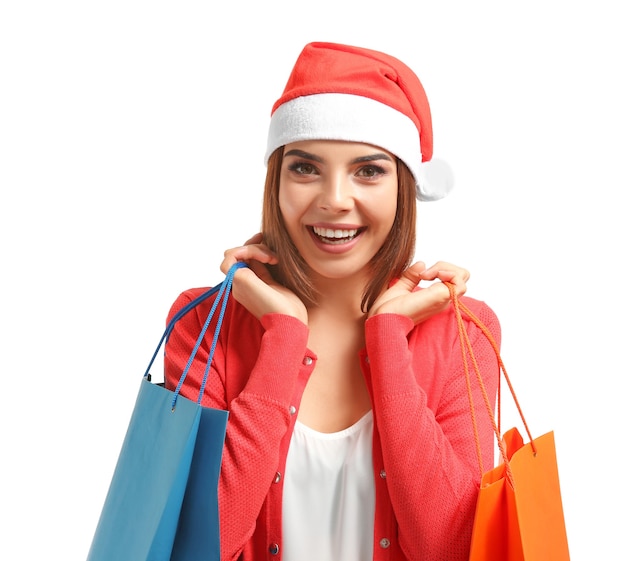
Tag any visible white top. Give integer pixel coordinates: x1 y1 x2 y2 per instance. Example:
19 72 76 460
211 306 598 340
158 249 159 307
282 411 375 561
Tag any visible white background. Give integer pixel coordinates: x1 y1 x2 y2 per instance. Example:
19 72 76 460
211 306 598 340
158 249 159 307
1 1 623 559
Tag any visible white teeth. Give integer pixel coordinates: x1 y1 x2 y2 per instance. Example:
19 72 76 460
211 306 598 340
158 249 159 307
312 226 358 239
311 226 360 245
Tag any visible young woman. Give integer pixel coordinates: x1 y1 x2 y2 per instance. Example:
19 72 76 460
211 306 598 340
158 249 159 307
165 42 500 561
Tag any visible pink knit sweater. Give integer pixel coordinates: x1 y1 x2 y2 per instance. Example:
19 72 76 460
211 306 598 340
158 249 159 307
164 288 500 561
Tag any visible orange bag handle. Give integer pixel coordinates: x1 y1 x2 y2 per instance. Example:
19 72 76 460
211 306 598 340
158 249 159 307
445 283 536 487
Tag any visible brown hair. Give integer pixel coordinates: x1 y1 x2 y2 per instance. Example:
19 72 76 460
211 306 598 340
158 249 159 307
262 146 417 312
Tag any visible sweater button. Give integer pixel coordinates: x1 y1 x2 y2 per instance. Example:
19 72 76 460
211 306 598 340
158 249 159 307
289 405 297 415
303 355 313 366
379 469 387 479
380 538 391 549
269 543 280 555
274 471 282 483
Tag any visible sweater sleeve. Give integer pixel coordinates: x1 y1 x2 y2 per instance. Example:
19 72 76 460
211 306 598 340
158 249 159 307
364 300 501 561
163 290 310 561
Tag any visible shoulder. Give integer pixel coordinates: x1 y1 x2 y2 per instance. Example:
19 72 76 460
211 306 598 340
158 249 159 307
459 296 501 351
458 295 501 338
166 286 305 337
410 294 501 348
166 286 216 324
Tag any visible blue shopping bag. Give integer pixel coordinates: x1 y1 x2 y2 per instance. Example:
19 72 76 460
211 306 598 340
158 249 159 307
87 263 246 561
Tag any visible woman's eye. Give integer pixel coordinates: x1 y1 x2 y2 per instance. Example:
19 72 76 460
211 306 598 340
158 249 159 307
288 162 318 175
357 165 386 179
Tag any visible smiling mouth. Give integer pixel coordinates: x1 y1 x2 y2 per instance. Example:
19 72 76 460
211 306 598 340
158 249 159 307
310 226 364 245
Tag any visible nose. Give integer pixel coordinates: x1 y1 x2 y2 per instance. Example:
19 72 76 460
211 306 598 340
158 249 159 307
317 173 354 212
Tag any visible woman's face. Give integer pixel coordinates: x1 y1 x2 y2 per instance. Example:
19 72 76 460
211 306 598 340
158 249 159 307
278 140 398 283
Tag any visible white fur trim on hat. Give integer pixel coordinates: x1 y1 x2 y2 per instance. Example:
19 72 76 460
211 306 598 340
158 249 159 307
265 93 453 201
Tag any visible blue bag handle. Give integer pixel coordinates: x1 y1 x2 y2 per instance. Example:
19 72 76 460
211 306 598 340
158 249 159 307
143 262 248 409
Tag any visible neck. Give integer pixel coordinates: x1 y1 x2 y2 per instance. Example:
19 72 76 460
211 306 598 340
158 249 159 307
307 273 368 321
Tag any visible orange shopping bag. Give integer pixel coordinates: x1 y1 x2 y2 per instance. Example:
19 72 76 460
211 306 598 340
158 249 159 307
448 286 570 561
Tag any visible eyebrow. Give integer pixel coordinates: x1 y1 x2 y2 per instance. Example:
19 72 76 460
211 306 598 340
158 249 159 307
283 149 393 165
283 149 323 163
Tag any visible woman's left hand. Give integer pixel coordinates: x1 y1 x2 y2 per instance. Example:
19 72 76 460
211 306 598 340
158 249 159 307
368 261 469 324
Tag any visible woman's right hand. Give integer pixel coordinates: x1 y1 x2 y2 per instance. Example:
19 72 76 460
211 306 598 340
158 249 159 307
220 233 308 324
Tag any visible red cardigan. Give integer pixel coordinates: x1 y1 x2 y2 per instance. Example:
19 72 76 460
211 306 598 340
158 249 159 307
164 288 500 561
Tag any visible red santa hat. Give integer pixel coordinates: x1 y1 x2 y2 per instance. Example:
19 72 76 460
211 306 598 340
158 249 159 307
265 42 454 201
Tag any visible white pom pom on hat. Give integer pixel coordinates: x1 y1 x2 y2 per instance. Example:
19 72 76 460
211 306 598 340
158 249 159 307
265 42 454 202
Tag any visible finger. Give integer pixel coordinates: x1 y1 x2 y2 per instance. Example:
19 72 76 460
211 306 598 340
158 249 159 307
389 261 427 292
430 270 468 298
409 282 455 323
224 243 278 264
244 232 263 245
246 258 275 284
419 262 470 283
220 244 278 274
